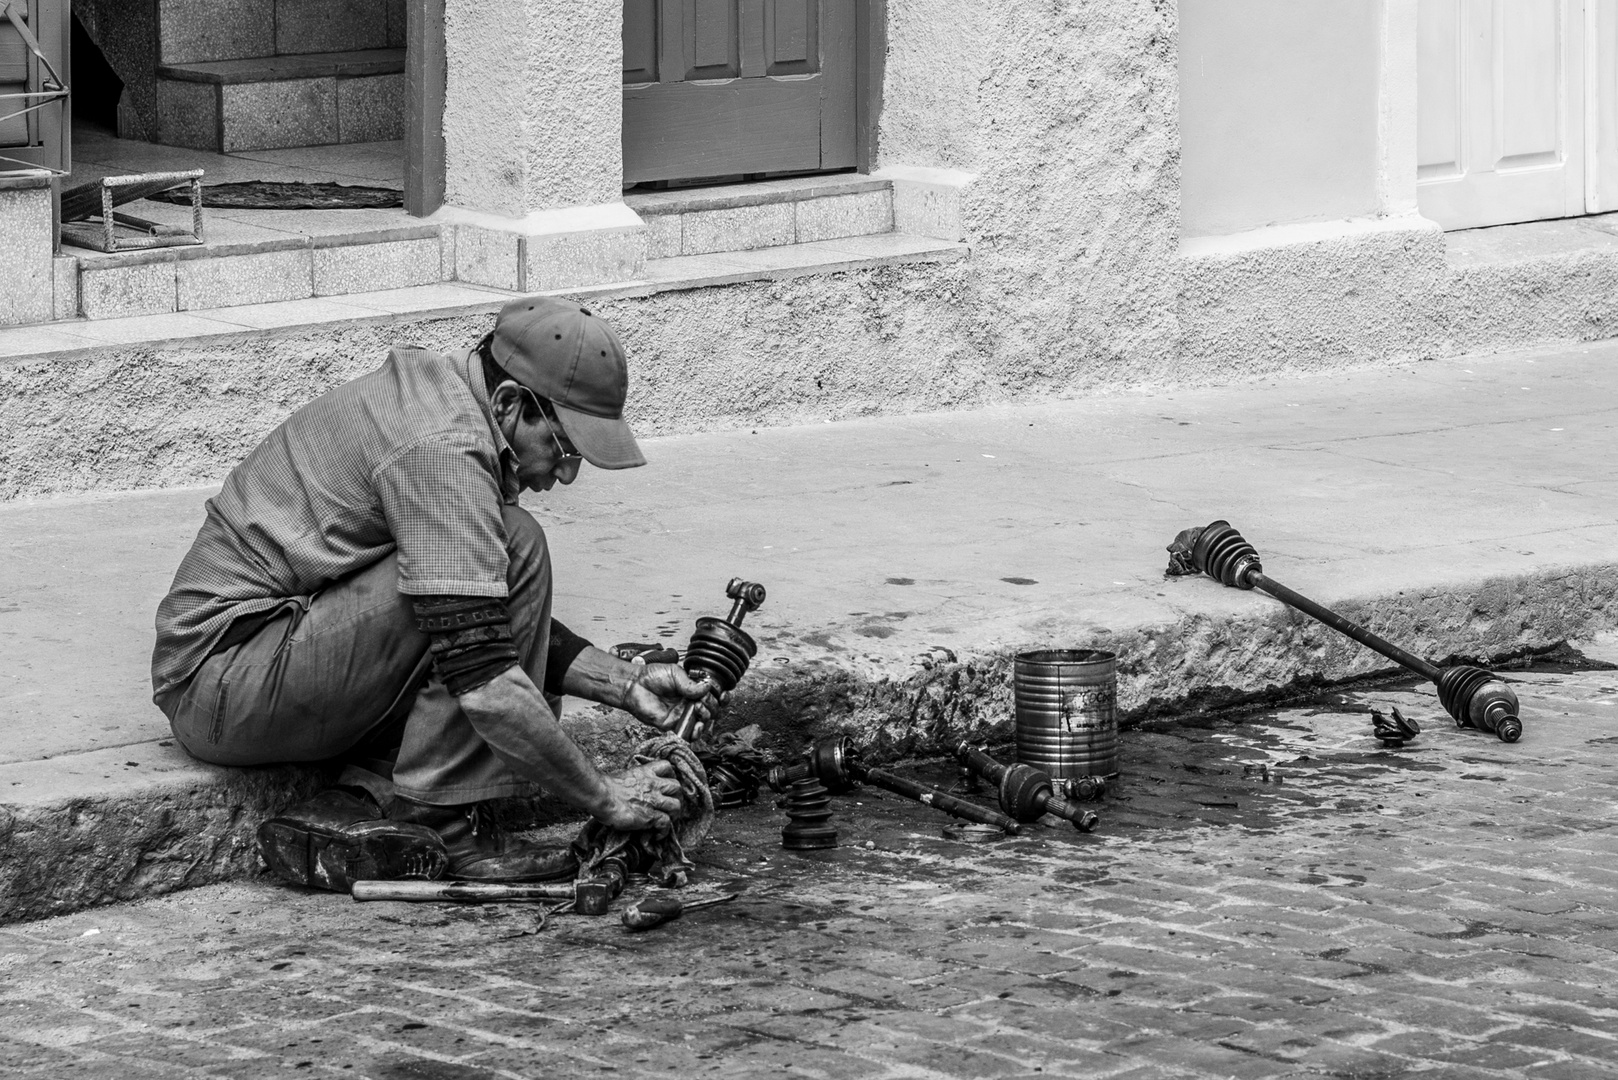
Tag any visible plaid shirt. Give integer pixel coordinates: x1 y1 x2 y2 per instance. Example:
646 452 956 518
152 347 522 697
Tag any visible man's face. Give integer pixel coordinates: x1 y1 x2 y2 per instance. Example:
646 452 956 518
493 383 583 493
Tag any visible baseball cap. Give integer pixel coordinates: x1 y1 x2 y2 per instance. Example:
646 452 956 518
489 296 646 470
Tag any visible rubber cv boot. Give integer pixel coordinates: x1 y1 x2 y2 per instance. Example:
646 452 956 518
257 788 450 892
389 800 578 882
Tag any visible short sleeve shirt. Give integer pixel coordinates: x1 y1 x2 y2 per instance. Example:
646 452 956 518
151 347 519 697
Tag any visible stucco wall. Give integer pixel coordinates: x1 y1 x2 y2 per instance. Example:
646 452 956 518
876 0 1183 393
441 0 621 215
1179 0 1383 237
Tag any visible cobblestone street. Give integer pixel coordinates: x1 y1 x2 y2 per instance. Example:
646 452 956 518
3 664 1616 1079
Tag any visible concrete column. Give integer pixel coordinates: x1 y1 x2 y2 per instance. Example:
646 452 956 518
436 0 644 291
1377 0 1421 218
0 172 55 327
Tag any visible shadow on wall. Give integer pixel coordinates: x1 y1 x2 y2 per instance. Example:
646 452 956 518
69 11 122 133
71 0 154 140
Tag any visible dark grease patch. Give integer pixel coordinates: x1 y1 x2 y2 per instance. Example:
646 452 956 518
885 577 915 586
375 1057 499 1080
855 626 896 639
1001 577 1038 586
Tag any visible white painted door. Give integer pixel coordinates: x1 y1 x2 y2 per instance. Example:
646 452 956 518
1418 0 1588 229
1594 0 1618 209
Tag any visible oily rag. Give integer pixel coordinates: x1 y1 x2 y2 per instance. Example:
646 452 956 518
571 734 714 887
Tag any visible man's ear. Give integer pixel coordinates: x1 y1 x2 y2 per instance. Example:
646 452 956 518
489 381 523 424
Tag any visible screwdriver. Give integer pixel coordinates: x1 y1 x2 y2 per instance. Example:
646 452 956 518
621 892 738 932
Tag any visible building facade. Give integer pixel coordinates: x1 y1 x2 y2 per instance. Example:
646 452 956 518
0 1 1614 498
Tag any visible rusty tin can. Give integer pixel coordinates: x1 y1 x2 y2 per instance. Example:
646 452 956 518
1013 649 1118 779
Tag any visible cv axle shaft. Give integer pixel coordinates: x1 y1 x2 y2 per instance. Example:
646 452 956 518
1168 520 1522 743
767 736 1023 835
672 578 766 742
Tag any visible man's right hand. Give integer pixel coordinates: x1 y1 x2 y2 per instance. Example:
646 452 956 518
593 759 684 833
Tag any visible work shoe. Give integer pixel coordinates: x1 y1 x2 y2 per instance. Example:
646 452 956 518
256 788 450 893
389 799 578 882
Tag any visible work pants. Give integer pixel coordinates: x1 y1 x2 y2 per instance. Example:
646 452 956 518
158 504 557 806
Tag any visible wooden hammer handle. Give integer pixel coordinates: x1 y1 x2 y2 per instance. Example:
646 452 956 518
351 880 575 903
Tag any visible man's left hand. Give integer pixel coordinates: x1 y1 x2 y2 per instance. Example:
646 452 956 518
622 663 722 732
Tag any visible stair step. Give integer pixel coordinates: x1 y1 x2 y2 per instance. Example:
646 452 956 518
34 230 963 329
625 175 895 258
158 0 405 66
154 50 405 153
156 48 406 85
68 218 446 319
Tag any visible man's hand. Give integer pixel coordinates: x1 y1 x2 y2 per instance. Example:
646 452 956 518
593 760 684 833
559 647 724 732
621 662 722 732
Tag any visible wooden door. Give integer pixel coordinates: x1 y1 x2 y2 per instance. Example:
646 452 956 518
1418 0 1587 229
0 0 39 148
622 0 856 185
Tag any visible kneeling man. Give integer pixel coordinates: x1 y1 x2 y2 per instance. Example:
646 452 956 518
152 297 714 885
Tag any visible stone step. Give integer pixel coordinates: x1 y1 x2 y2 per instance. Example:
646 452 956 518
67 221 447 320
157 0 406 65
54 201 954 320
154 49 406 152
625 174 895 258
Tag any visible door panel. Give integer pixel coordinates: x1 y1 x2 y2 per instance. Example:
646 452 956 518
1596 0 1618 210
623 0 854 184
0 4 36 148
1418 0 1586 229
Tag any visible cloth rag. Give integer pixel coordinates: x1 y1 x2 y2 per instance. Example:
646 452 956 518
571 734 714 888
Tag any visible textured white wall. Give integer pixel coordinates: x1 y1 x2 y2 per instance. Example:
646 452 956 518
1179 0 1383 237
877 0 1184 395
441 0 622 215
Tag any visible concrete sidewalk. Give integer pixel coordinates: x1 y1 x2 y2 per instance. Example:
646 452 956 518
2 340 1616 921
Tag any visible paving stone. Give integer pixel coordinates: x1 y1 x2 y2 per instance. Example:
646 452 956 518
176 248 312 309
680 203 795 255
275 0 389 54
220 78 338 152
336 72 405 143
81 1029 269 1068
313 236 440 295
158 0 274 64
77 261 177 319
795 189 894 244
153 79 221 151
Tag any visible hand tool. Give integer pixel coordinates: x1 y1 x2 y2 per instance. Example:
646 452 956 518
1370 705 1421 748
1168 520 1523 742
768 735 1023 835
955 743 1100 832
351 875 619 914
620 892 739 932
351 880 577 903
671 578 767 742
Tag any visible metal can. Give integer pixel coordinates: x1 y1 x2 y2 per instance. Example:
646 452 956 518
1013 649 1118 779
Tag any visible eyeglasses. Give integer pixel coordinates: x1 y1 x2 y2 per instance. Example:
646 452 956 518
524 390 581 464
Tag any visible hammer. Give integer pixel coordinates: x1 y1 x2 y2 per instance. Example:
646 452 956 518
351 878 617 915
